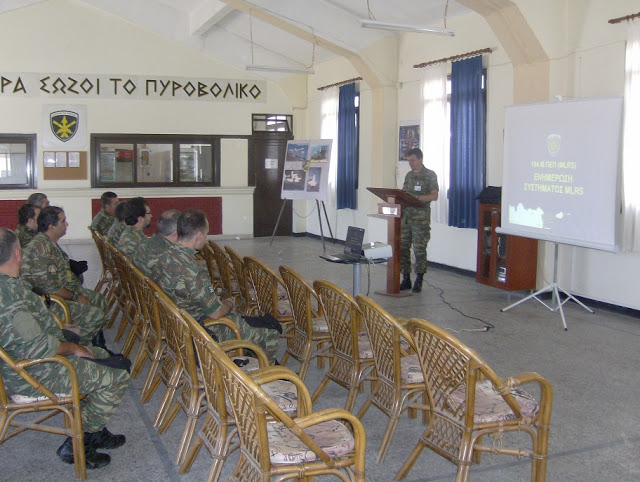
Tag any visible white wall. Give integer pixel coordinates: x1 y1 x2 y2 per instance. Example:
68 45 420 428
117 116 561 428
303 0 640 309
0 0 296 239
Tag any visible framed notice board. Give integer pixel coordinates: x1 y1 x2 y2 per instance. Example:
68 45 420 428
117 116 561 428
43 151 88 180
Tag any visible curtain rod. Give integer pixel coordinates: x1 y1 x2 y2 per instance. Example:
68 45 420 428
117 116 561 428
609 11 640 24
413 48 492 69
317 77 362 91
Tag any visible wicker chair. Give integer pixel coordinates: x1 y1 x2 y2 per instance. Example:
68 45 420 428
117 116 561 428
87 227 117 312
199 240 222 293
395 318 553 481
224 245 259 315
206 241 242 306
312 280 376 412
278 265 332 381
111 249 142 355
243 256 293 329
208 326 367 481
0 346 86 479
181 310 301 481
354 294 427 463
152 288 242 465
134 276 167 403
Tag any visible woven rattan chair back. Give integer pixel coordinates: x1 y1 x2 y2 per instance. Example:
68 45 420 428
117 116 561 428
395 319 553 481
88 227 113 300
243 256 293 323
278 265 331 381
199 241 222 292
153 290 204 466
354 294 427 463
209 331 366 481
312 280 375 411
207 241 238 302
224 245 258 315
0 346 87 479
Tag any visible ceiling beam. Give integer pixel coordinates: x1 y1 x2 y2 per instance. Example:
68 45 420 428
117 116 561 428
190 0 235 37
217 0 382 88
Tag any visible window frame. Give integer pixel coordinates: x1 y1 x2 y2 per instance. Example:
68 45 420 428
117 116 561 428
0 134 37 189
90 133 222 188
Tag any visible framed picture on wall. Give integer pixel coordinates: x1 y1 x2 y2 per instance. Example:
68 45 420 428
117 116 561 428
399 123 420 162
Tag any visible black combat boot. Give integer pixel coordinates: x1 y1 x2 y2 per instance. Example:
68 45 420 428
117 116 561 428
85 427 126 450
57 436 111 469
412 273 424 293
400 273 412 290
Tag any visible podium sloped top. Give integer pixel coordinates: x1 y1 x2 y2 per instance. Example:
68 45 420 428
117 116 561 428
367 187 425 208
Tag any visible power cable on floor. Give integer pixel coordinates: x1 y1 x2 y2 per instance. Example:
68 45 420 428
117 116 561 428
425 279 495 332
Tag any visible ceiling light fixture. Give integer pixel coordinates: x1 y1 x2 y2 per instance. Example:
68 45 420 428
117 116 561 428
246 64 315 74
360 19 455 36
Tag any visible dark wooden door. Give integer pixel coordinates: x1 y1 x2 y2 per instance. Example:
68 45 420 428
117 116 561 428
249 133 292 237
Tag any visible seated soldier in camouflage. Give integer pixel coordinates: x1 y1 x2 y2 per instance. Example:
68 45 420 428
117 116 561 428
117 197 151 258
132 209 180 277
15 203 41 248
150 209 280 363
90 191 119 236
21 207 110 346
0 227 129 470
106 201 128 244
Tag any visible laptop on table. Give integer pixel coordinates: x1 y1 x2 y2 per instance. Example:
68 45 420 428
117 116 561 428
320 226 365 263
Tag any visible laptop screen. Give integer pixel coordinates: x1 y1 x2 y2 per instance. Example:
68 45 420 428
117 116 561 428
343 226 365 256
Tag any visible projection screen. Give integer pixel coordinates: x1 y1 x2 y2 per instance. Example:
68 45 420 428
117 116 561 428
499 97 623 252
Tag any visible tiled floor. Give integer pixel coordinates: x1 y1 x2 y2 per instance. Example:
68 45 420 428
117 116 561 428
3 236 640 481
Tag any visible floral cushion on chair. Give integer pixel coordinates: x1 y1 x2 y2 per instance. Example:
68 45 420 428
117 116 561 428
448 379 539 424
262 379 298 413
277 298 293 318
357 332 374 359
311 316 329 333
400 354 424 384
268 420 355 465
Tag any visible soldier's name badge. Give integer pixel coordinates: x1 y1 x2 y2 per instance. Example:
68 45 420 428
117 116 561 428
48 264 57 274
414 185 422 192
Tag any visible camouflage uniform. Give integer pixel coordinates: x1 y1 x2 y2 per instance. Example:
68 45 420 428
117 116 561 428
117 226 147 258
106 222 126 245
91 209 114 236
0 272 129 433
15 224 36 248
21 233 108 340
401 166 439 274
151 243 279 363
132 234 172 277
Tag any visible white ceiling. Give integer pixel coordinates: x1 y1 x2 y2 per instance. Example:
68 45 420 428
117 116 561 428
1 0 472 78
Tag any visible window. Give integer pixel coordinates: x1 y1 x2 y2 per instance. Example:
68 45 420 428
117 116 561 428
0 134 36 189
252 114 293 133
91 134 220 187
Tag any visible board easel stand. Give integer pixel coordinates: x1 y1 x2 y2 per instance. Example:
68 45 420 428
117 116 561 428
500 242 593 330
367 187 426 297
270 198 334 249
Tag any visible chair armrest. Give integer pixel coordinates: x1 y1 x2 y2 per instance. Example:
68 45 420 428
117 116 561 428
13 355 81 402
249 366 313 415
47 295 71 328
218 339 270 367
503 371 553 418
203 316 241 340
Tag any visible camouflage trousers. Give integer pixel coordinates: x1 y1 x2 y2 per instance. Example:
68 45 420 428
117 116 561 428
20 347 130 433
210 313 280 364
400 212 431 274
51 294 109 344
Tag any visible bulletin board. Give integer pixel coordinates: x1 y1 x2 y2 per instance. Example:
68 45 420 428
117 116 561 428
43 151 88 180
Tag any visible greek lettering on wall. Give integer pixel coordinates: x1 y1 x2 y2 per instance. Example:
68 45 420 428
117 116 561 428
0 73 266 102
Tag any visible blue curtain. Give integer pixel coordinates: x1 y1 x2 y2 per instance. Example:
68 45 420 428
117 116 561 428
337 83 358 209
449 56 486 228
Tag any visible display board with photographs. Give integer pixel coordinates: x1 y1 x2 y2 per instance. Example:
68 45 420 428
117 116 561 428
280 139 333 201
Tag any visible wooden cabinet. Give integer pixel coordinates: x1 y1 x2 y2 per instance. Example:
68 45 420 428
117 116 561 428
476 203 538 291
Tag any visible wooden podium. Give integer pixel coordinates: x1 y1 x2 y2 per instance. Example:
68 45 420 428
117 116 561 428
367 187 425 297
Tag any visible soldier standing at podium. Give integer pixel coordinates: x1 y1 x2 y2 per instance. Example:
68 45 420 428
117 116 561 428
400 148 439 293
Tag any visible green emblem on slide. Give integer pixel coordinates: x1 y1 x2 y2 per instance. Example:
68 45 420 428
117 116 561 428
547 134 561 157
